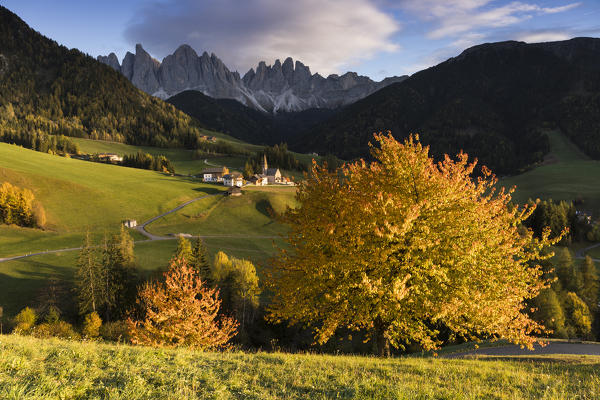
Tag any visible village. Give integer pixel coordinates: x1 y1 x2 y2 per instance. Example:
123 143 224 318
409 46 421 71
200 154 295 191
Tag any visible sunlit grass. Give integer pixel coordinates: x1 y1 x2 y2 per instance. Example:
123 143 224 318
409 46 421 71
0 335 599 399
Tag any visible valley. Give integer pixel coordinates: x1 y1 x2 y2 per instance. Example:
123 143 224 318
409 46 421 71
2 3 600 397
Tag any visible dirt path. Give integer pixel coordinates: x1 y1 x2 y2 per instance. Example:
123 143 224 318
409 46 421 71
445 342 600 358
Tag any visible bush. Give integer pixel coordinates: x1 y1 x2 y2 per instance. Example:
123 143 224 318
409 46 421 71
12 307 37 334
31 321 79 339
82 312 102 339
100 321 130 342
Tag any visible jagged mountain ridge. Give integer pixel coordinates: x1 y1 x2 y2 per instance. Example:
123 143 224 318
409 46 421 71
98 44 407 113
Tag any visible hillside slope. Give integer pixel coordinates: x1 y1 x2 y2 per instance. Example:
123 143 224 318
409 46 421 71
1 335 598 399
297 38 600 174
167 90 336 145
0 6 205 148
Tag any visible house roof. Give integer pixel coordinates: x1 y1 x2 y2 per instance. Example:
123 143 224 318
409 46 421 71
224 172 243 179
202 167 226 174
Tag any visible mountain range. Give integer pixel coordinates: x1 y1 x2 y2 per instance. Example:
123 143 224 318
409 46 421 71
98 44 407 113
294 37 600 174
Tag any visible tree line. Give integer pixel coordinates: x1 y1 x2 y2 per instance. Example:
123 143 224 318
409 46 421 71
0 182 45 228
243 143 308 179
121 151 175 174
532 249 599 339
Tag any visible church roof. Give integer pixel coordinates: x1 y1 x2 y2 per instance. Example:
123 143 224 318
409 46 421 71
266 168 280 176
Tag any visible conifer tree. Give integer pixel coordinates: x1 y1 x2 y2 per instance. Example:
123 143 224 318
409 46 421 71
532 288 566 337
75 231 104 315
555 248 583 293
101 226 138 320
191 237 212 285
581 256 599 313
174 236 192 261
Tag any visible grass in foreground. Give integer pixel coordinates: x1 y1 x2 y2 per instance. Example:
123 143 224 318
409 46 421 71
0 335 599 399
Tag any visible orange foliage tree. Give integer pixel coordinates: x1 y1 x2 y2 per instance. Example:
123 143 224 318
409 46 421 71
267 133 560 355
127 258 238 349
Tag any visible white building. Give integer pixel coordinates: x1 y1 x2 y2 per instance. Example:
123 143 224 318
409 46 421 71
223 172 244 187
123 219 137 228
201 166 229 183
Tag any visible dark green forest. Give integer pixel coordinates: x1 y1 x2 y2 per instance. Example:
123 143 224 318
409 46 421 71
295 38 600 174
0 7 210 151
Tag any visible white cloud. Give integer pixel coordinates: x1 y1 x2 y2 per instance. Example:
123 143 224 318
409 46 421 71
516 30 571 42
398 1 581 39
125 0 400 76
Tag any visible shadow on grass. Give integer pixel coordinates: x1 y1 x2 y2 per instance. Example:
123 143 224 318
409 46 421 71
0 260 76 318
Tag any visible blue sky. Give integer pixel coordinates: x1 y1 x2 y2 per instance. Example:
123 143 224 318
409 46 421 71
2 0 599 80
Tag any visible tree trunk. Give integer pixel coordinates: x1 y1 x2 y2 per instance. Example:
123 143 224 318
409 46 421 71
374 318 391 357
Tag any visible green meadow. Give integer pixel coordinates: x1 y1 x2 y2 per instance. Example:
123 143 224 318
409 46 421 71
0 334 599 399
501 130 600 212
0 143 298 317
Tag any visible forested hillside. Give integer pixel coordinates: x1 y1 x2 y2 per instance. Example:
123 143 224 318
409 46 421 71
0 7 205 149
296 38 600 174
167 90 335 145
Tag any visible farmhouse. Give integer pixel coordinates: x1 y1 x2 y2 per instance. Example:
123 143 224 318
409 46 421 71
97 153 123 163
223 172 244 187
123 219 137 228
249 174 268 186
201 166 229 183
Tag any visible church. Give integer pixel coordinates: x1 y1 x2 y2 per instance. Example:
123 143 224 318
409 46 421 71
250 154 281 185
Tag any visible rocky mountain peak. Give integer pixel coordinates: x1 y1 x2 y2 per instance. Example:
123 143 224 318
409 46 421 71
99 44 407 113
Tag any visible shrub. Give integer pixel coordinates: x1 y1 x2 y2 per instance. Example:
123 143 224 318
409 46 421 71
31 321 79 339
99 320 130 342
82 312 102 339
13 307 37 334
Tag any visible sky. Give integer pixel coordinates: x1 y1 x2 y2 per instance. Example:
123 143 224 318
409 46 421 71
2 0 600 80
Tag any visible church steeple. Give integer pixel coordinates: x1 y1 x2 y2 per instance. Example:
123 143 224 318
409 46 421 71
262 153 268 175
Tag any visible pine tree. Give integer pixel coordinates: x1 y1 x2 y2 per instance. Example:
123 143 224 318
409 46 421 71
174 236 192 261
581 256 599 313
555 248 583 293
532 288 566 337
564 292 592 338
191 237 212 286
75 231 104 315
101 226 138 320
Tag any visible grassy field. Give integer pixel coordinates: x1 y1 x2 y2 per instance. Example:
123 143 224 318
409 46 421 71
0 335 599 399
500 130 600 213
146 186 296 237
0 143 225 234
0 144 300 318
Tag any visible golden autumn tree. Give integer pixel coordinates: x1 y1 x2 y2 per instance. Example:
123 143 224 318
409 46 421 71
267 133 560 355
127 258 238 349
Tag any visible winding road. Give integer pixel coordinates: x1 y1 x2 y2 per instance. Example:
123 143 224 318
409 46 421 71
575 242 600 262
0 192 278 263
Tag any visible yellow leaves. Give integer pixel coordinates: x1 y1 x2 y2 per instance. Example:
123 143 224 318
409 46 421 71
268 132 557 352
128 258 238 350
